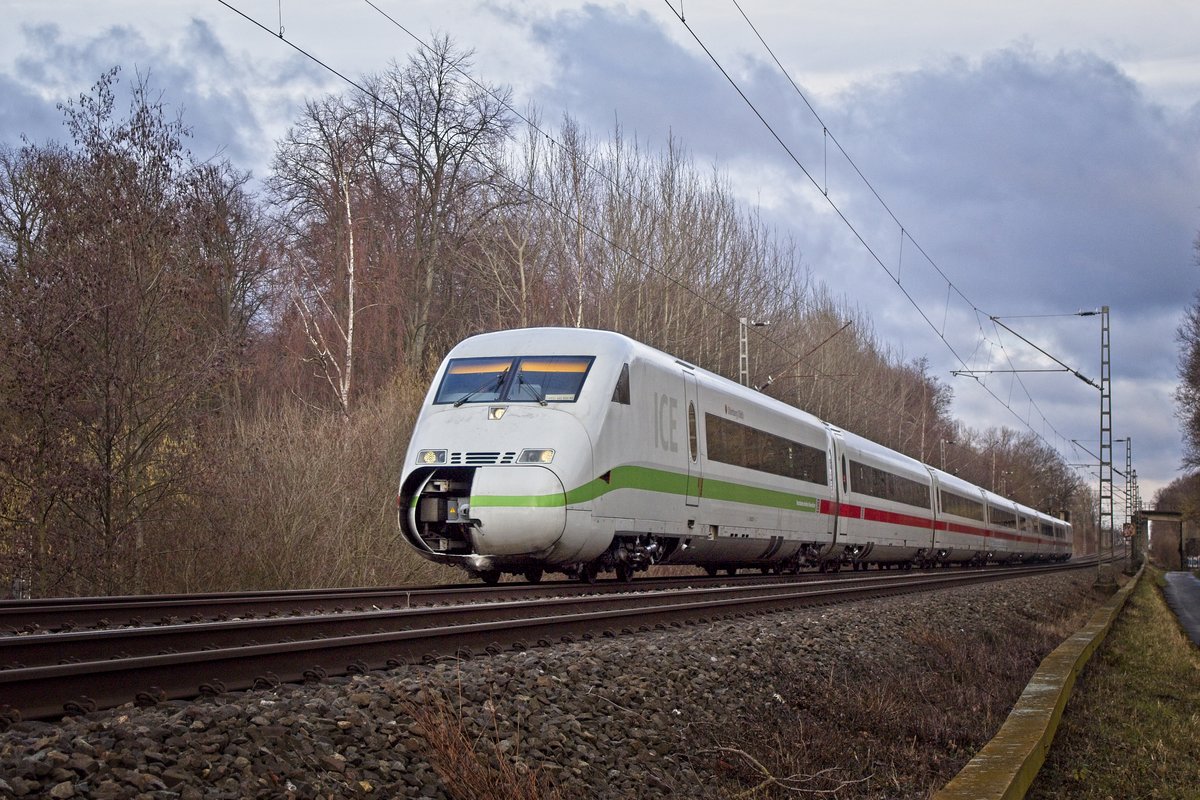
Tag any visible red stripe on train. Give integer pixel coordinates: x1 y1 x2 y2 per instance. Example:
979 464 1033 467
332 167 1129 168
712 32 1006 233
817 499 1052 547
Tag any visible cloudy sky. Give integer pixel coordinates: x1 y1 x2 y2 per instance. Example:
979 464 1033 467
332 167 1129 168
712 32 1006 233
4 1 1199 506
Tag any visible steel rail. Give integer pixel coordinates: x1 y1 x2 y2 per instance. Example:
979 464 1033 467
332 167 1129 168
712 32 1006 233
0 562 1080 669
0 561 1091 724
0 561 1088 633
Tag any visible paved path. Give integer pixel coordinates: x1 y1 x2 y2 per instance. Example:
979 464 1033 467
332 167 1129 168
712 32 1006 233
1162 571 1200 647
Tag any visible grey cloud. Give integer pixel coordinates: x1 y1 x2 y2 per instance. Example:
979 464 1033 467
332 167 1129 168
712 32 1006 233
519 5 1196 487
819 48 1200 320
0 19 327 178
521 8 1200 343
0 72 64 147
525 5 795 159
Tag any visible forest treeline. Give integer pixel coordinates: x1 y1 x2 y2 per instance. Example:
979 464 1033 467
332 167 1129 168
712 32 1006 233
0 43 1089 597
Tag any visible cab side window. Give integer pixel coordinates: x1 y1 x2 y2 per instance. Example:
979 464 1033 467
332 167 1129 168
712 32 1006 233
611 363 631 404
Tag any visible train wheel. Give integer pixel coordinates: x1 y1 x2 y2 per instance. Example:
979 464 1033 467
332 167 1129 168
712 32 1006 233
704 565 718 577
523 567 544 584
760 566 771 575
479 569 501 585
726 566 739 576
579 563 598 584
615 563 633 583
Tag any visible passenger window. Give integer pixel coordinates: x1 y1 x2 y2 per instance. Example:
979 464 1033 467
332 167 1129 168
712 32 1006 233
611 363 630 404
687 402 698 462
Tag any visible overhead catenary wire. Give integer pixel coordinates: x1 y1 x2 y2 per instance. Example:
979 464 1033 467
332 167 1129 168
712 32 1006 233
713 0 1095 459
222 1 1102 495
665 0 1103 471
218 0 956 438
227 0 835 357
660 0 1051 454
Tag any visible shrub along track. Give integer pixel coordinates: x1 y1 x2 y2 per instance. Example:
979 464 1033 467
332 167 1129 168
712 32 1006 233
0 562 1091 727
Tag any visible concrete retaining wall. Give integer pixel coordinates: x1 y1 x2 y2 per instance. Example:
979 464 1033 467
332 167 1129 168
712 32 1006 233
933 566 1143 800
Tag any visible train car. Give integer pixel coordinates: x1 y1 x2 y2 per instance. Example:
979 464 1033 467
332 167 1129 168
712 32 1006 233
651 353 837 575
1015 502 1042 561
981 489 1023 563
397 328 1072 583
397 327 842 582
827 426 934 568
927 468 989 565
1036 511 1073 562
1058 515 1074 560
1058 516 1074 560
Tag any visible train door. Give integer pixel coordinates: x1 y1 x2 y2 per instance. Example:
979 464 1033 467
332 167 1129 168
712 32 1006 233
684 372 701 507
826 427 848 547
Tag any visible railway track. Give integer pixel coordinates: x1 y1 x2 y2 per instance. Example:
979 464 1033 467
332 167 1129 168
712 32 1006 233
0 562 1072 634
0 560 1092 726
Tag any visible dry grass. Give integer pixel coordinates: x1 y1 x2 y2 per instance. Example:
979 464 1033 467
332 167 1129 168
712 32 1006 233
1026 567 1200 800
699 578 1098 799
145 369 460 592
400 690 570 800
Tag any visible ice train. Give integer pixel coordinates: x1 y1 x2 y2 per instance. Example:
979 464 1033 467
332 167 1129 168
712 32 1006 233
396 328 1071 583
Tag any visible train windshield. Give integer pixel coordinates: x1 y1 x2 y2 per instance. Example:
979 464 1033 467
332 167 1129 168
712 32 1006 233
434 355 595 404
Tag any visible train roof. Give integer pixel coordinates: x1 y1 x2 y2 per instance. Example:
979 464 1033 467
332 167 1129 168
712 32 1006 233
445 327 830 429
927 466 986 497
980 487 1018 509
828 424 932 479
447 327 644 360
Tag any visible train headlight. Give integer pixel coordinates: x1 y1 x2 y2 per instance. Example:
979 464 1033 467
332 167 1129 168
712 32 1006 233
418 449 447 465
518 448 556 464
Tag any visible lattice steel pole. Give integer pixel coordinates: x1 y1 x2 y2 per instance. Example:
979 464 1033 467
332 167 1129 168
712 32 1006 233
1118 438 1128 563
1124 439 1132 524
1097 305 1115 586
738 318 749 386
1130 469 1143 571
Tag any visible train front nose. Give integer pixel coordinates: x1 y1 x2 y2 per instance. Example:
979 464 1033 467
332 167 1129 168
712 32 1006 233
467 465 566 555
399 407 592 567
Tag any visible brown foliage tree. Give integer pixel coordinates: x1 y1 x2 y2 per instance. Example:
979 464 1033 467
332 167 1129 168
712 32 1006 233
2 56 1095 596
1175 247 1200 470
0 69 269 596
1152 473 1200 569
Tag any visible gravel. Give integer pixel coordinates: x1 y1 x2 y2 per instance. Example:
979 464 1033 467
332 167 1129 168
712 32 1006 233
0 571 1093 799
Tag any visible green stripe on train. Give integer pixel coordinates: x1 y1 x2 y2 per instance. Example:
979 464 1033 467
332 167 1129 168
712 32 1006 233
469 464 820 513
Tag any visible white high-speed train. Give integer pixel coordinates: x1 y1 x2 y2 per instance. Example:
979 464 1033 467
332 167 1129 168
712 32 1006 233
396 328 1071 583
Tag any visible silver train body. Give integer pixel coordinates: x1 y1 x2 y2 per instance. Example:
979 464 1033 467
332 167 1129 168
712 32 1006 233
397 328 1072 582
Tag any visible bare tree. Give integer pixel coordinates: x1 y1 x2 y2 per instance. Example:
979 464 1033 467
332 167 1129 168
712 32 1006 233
365 35 514 362
181 160 277 409
270 95 368 418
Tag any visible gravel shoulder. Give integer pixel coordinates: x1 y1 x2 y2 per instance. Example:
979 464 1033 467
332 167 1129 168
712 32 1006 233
0 570 1098 799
